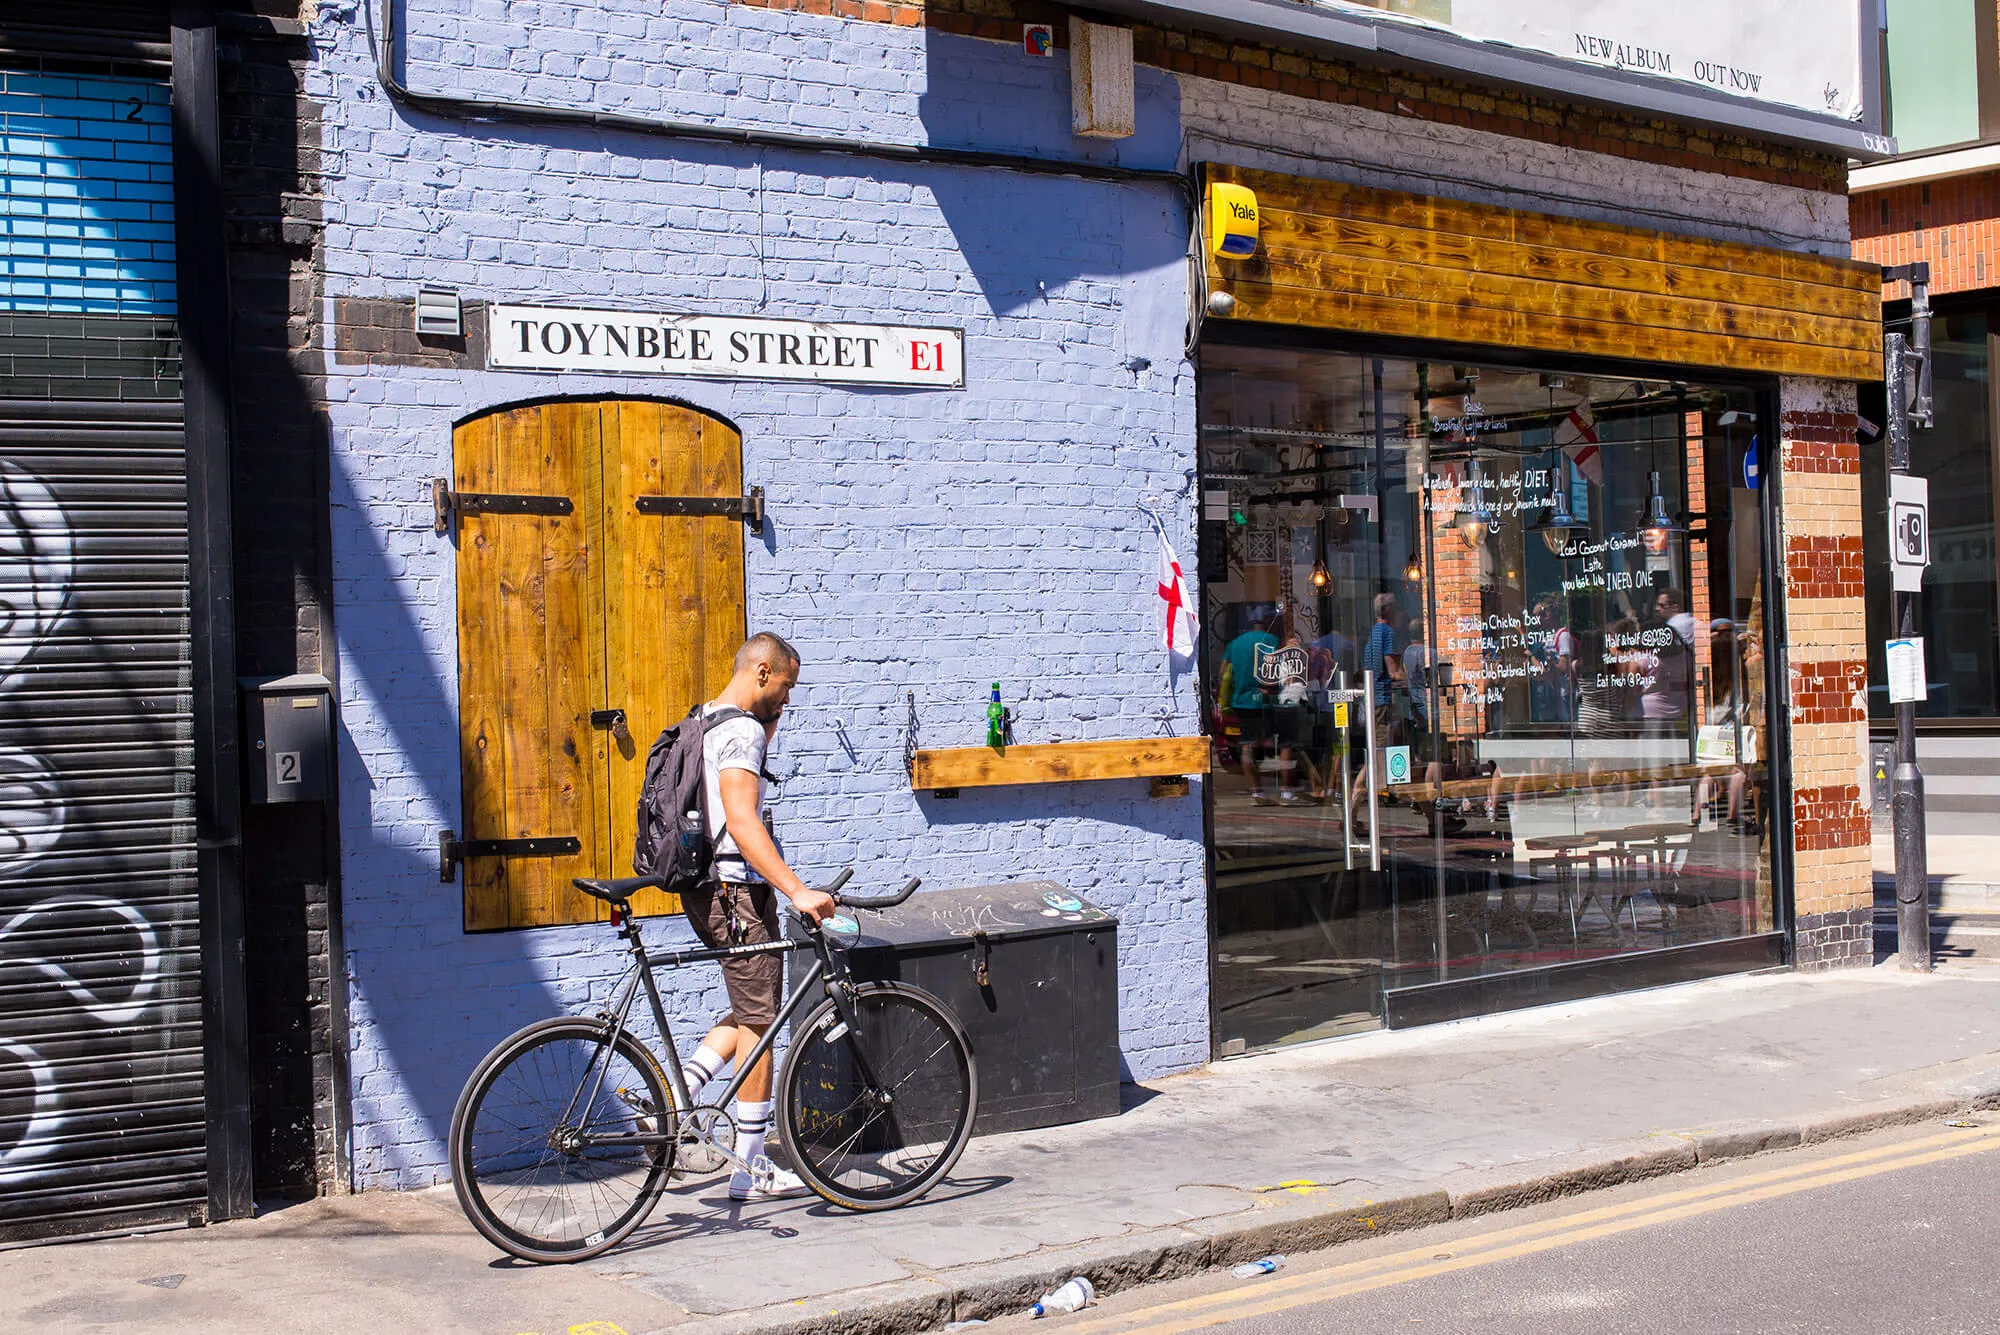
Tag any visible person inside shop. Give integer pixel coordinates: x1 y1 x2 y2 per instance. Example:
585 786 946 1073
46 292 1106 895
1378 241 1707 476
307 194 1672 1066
1275 628 1326 804
1220 608 1282 805
677 632 834 1203
1346 594 1402 834
1639 587 1697 727
1529 596 1576 724
1402 618 1460 834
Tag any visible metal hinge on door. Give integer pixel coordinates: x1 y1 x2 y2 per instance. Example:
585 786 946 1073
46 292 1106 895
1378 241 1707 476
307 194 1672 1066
432 478 577 535
438 829 583 882
633 486 765 535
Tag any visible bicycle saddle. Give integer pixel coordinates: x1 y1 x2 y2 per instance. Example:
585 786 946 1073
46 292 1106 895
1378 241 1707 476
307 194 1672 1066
572 875 666 904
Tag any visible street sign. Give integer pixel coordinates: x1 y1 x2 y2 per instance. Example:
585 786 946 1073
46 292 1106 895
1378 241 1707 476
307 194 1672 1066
1383 745 1412 785
1889 474 1929 593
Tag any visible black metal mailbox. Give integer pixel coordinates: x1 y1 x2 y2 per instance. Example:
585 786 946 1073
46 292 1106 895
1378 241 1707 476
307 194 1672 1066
240 673 334 805
819 881 1121 1136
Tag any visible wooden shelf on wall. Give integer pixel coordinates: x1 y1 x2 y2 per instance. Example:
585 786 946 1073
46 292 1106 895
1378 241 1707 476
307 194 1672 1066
909 737 1209 792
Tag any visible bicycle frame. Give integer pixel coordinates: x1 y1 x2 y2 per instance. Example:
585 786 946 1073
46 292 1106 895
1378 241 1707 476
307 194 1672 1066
566 914 888 1158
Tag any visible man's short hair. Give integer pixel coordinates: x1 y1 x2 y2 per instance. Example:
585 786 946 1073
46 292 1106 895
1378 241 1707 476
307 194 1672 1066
735 631 800 675
1657 587 1686 611
1374 593 1399 620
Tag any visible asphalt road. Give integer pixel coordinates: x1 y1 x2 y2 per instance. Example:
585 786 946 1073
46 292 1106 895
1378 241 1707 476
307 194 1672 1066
978 1120 2000 1335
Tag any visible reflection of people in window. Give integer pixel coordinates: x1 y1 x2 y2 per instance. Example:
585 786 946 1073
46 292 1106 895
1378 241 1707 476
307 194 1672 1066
1640 587 1697 723
1221 611 1281 804
1696 616 1761 835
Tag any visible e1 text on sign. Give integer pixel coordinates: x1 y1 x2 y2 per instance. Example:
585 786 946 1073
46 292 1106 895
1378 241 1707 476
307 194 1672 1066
488 304 964 388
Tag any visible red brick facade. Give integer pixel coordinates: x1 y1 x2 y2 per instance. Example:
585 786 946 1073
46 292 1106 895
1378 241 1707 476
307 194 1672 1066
1794 783 1873 853
1778 411 1863 475
1784 536 1866 602
1851 171 2000 298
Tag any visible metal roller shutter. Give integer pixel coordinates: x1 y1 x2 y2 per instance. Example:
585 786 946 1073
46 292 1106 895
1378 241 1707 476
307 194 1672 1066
0 399 199 1240
1 59 201 1239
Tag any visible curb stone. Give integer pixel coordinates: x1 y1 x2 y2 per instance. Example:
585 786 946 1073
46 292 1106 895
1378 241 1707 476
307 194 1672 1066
654 1080 2000 1335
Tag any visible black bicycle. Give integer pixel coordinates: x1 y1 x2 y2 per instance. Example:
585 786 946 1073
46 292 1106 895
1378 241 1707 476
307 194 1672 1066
448 869 978 1263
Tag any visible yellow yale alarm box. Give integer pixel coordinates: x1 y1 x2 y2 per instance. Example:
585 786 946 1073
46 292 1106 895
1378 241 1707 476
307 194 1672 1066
1208 182 1259 258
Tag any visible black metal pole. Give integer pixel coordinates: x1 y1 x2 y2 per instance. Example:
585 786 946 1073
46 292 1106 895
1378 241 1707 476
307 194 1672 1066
1884 322 1931 972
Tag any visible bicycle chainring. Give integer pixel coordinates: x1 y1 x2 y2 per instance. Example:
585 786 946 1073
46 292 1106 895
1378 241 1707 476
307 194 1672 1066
676 1105 735 1176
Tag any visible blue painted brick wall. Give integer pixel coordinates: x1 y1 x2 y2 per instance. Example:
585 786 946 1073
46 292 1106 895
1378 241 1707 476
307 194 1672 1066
310 0 1207 1187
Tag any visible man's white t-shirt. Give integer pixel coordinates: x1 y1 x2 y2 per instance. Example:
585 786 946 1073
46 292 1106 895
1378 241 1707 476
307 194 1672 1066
701 703 767 884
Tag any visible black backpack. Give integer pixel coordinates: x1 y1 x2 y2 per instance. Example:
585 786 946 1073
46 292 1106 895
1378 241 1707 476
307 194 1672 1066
631 704 753 889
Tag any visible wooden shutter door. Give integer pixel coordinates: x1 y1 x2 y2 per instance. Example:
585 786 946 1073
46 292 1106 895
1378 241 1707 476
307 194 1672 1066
603 401 747 922
454 402 609 931
454 398 746 931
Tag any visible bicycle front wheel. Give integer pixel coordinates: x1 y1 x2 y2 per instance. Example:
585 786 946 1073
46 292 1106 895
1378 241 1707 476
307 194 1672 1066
449 1018 675 1263
780 982 977 1211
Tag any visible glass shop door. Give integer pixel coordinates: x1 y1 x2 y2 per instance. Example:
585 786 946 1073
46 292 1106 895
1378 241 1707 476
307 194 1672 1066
1200 352 1415 1052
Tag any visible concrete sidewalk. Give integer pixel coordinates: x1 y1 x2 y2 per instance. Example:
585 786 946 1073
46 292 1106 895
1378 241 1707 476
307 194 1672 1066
9 960 2000 1335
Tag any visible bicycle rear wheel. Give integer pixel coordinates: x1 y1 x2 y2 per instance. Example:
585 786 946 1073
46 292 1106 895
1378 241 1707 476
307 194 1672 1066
449 1017 675 1263
780 982 976 1210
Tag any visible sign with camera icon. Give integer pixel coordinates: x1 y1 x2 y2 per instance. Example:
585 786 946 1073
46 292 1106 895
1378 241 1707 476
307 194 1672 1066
1890 474 1929 593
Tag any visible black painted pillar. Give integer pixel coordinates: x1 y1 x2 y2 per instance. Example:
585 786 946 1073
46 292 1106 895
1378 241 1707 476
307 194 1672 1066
171 0 253 1221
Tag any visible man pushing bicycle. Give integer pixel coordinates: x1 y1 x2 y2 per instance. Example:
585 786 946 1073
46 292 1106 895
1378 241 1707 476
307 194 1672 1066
678 631 837 1201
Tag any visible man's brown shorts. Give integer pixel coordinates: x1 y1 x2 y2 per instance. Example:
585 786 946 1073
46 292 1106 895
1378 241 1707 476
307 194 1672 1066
682 879 782 1029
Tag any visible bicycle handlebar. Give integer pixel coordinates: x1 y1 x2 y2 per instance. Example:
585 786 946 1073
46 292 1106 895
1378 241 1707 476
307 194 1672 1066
811 868 922 912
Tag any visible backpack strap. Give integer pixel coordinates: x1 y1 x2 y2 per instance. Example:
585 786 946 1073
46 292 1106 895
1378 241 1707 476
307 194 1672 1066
696 704 781 786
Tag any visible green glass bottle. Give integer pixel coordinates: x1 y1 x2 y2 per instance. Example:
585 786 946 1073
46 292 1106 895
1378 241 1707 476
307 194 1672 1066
986 682 1005 747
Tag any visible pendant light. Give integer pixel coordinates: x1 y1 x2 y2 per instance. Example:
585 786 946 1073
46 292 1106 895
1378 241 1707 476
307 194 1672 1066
1530 453 1588 556
1638 469 1683 554
1310 558 1330 590
1456 457 1498 548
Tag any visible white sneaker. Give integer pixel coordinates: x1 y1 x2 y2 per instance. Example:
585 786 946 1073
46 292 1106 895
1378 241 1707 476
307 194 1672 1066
728 1154 811 1202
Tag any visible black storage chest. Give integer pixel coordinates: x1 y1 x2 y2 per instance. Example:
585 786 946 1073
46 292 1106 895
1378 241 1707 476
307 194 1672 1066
816 881 1121 1135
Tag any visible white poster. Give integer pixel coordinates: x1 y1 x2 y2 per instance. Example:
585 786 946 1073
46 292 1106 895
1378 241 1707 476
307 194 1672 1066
1327 0 1865 122
488 304 964 388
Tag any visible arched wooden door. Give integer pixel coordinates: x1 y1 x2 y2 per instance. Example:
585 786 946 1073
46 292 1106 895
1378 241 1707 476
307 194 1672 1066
451 399 746 931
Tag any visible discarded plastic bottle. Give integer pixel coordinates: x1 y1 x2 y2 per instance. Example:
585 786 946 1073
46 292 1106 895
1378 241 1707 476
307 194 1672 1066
1029 1277 1096 1318
1231 1255 1285 1278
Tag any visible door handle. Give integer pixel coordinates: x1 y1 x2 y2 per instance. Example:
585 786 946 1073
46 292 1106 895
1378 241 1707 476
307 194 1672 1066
1363 669 1381 872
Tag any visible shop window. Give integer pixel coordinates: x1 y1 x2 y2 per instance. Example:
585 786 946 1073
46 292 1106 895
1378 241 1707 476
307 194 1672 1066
452 399 746 931
1198 347 1773 1051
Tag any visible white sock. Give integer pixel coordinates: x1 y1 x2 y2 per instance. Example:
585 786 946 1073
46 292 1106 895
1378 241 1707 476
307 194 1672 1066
685 1044 731 1094
731 1099 773 1186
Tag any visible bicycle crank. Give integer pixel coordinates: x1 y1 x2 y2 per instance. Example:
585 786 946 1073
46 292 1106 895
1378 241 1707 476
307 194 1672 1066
675 1105 736 1177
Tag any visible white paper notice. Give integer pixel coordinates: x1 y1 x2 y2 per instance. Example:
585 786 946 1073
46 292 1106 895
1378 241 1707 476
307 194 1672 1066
1885 638 1926 705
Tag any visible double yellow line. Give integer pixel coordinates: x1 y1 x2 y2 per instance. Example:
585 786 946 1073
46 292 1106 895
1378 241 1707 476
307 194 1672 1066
1068 1122 2000 1335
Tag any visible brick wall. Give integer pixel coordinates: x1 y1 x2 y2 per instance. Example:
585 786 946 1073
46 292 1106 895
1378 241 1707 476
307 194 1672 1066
740 0 1849 194
219 18 341 1197
1776 385 1873 969
1852 171 2000 297
311 0 1203 1188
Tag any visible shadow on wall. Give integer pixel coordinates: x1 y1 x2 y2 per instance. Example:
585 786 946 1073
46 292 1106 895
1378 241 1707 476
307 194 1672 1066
327 449 725 1190
917 27 1186 318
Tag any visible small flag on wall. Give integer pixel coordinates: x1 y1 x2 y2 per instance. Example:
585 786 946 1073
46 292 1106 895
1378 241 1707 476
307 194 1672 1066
1157 533 1198 658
